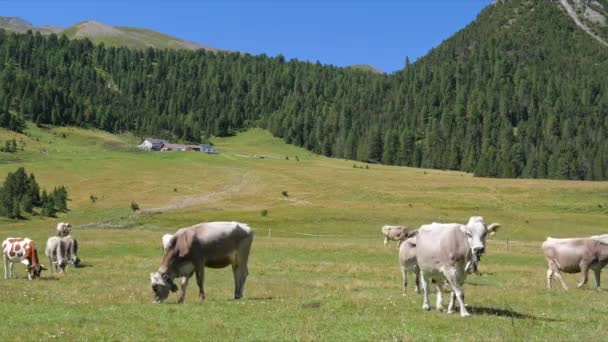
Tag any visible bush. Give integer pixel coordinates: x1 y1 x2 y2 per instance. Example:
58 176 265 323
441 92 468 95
130 201 140 212
90 194 98 203
260 209 268 217
281 190 289 197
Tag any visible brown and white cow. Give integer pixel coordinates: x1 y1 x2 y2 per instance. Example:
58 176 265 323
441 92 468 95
382 225 417 248
2 237 47 280
542 235 608 290
150 221 254 304
415 217 500 317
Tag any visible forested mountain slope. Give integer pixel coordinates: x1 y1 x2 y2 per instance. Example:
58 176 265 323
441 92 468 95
0 0 606 180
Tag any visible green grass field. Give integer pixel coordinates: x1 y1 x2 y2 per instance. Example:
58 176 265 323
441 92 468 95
0 124 607 341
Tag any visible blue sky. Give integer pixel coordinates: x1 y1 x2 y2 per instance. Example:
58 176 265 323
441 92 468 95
2 0 491 73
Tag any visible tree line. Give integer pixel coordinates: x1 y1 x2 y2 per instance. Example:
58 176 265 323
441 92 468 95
0 0 606 180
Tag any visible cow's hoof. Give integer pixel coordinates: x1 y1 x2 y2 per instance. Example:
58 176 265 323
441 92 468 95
422 304 430 311
447 310 454 315
460 312 471 318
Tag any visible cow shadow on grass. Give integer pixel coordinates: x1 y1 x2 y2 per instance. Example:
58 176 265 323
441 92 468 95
73 262 92 268
40 276 60 281
468 306 560 322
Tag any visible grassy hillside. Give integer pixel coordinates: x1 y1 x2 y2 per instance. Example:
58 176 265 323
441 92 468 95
60 21 217 51
0 125 607 340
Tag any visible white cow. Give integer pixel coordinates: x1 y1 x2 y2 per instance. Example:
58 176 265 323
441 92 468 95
416 216 500 317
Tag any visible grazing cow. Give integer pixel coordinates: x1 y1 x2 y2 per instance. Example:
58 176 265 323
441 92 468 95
45 236 80 273
161 233 174 253
56 222 72 237
399 236 420 295
382 225 417 248
416 216 500 317
2 237 47 280
150 221 254 304
542 236 608 290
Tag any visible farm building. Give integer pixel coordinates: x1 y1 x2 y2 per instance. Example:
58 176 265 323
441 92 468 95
200 144 219 154
138 138 168 151
161 143 201 151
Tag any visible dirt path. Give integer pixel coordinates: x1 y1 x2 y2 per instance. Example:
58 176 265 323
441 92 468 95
139 170 254 214
559 0 608 47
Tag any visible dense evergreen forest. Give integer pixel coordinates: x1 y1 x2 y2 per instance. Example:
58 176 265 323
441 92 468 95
0 0 607 180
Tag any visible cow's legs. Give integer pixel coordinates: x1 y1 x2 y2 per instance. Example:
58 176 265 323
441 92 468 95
593 268 601 289
177 275 191 304
10 262 15 279
3 254 8 280
546 267 554 289
445 270 469 317
447 291 456 314
435 285 444 311
48 256 54 274
193 261 205 300
553 269 568 290
384 237 388 247
400 264 408 296
233 238 252 300
414 266 421 294
577 264 590 288
420 272 431 311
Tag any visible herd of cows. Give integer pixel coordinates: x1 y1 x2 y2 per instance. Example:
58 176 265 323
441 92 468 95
2 218 608 318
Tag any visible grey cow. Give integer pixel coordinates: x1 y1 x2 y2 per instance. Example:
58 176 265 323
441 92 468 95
45 236 80 273
416 216 500 317
382 225 417 248
150 221 254 304
542 235 608 290
398 236 420 295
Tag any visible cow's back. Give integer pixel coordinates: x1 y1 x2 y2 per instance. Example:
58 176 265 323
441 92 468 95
173 222 253 260
416 224 469 272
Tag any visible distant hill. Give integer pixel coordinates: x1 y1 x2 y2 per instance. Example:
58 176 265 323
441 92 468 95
0 16 218 52
62 21 219 51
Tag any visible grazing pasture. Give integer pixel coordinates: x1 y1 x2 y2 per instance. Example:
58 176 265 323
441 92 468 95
0 125 607 340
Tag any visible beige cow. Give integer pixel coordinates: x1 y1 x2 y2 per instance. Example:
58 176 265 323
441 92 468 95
382 225 417 248
542 235 608 290
150 221 254 304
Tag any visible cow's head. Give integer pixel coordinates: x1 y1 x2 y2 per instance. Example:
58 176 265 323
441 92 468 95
461 216 501 258
71 256 81 267
26 264 47 279
150 271 178 303
57 222 72 237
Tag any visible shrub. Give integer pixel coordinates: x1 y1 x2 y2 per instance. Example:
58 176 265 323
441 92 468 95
90 194 97 203
130 201 140 212
260 209 268 217
281 190 289 197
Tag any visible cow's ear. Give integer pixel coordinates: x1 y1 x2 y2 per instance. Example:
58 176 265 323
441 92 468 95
488 223 501 235
459 225 469 235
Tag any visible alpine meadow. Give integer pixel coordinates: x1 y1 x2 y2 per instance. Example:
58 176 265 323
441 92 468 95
1 0 608 341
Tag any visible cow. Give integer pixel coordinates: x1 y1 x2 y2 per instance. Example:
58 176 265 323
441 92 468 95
542 235 608 290
56 222 72 237
382 225 417 248
45 236 80 273
398 236 420 295
415 216 500 317
2 237 47 280
150 221 254 304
